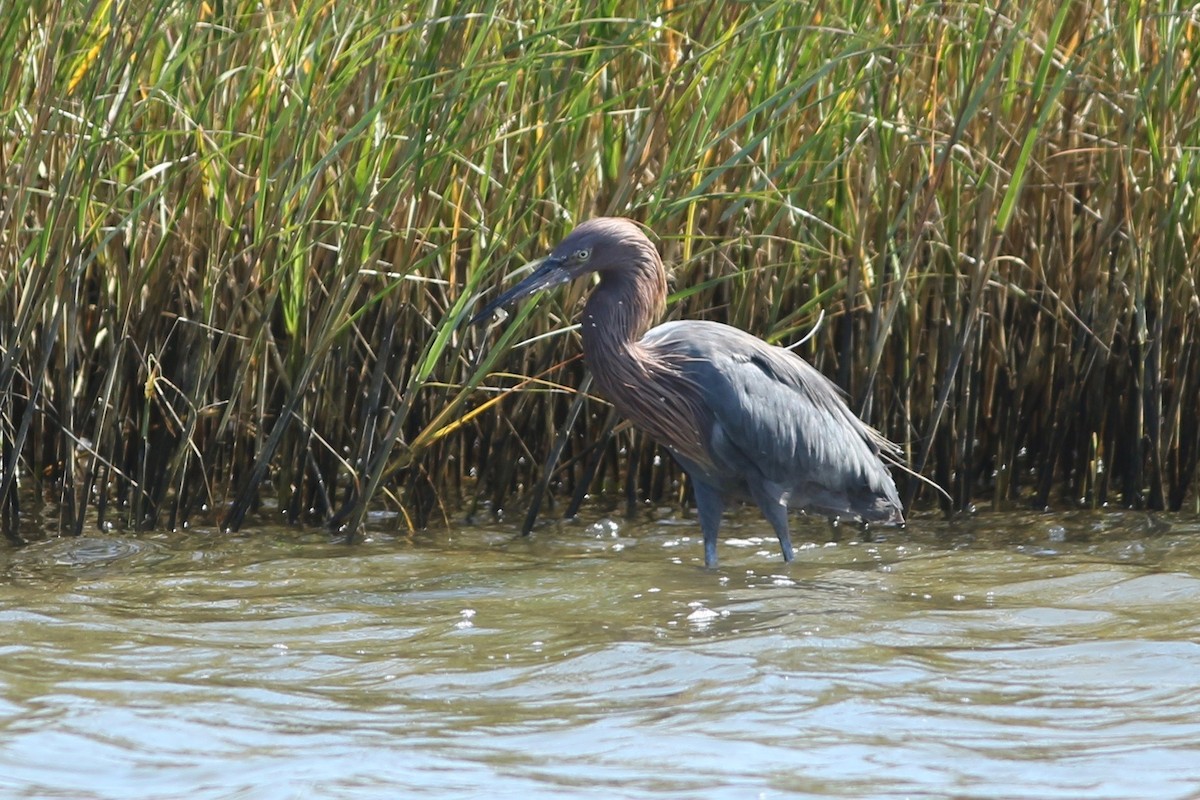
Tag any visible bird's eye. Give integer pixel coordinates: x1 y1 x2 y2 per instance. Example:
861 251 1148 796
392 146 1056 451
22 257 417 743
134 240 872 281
574 248 591 262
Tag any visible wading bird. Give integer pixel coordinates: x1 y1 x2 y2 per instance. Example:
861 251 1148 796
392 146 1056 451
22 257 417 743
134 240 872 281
472 218 903 567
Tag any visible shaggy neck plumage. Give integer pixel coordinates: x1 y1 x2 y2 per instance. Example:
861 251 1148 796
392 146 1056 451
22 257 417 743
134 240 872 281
578 250 709 465
579 250 666 391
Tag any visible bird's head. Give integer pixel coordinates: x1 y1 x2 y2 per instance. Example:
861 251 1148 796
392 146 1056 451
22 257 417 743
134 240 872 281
470 217 657 325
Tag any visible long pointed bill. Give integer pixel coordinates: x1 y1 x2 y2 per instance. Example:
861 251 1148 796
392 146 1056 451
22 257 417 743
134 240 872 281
470 256 571 325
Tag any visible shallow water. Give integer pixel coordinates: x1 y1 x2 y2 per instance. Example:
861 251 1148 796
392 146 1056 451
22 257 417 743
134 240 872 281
1 509 1199 799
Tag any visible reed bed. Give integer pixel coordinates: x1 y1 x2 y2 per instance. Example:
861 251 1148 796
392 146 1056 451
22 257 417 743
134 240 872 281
2 0 1198 543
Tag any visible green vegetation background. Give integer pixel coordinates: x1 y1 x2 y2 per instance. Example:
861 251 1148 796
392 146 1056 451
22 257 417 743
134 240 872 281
2 0 1198 540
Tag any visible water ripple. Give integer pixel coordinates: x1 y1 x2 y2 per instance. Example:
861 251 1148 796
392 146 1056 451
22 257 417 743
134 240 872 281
1 511 1199 798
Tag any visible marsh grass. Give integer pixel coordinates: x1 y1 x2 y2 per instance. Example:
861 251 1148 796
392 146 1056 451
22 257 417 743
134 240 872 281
1 0 1198 543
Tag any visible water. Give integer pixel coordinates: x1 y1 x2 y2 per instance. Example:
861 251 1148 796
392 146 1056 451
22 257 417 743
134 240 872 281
2 509 1199 799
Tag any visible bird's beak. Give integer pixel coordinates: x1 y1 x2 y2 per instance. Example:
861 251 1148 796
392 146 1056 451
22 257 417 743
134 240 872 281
470 255 571 325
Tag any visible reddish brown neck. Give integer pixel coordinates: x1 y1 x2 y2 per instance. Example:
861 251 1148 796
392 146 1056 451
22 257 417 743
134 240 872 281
577 255 710 464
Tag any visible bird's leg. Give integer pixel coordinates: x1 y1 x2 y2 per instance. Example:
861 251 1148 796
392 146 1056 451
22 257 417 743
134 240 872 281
749 483 795 563
692 481 724 568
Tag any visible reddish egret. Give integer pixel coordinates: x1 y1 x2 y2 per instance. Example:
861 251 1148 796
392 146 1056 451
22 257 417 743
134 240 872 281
473 217 903 567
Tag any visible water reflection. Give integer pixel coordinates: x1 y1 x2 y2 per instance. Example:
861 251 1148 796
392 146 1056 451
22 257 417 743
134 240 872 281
1 510 1198 798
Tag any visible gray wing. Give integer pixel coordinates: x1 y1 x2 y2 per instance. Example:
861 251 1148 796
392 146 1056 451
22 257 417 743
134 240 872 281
644 320 902 522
